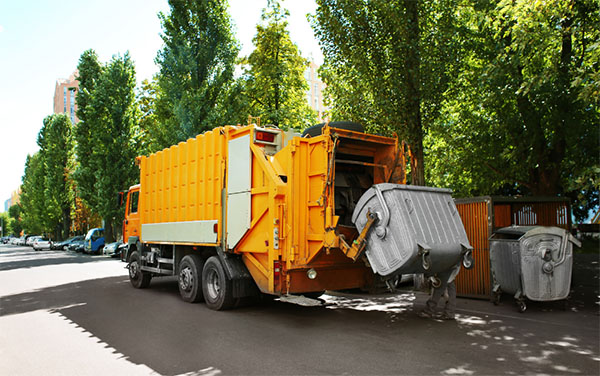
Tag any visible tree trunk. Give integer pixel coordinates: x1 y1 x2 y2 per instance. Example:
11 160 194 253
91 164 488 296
404 0 425 186
105 217 114 243
62 207 71 240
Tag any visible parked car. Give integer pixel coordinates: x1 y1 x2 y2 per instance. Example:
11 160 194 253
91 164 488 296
11 237 20 245
103 241 125 258
68 238 85 253
18 235 28 245
26 236 41 247
33 237 52 251
51 235 84 251
84 228 105 255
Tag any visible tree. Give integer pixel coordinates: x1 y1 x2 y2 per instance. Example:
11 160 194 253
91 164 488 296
19 153 45 235
8 204 22 236
244 1 316 129
38 114 74 239
90 53 141 243
74 49 103 212
312 0 464 185
73 50 141 242
426 0 599 220
155 0 239 146
0 211 12 237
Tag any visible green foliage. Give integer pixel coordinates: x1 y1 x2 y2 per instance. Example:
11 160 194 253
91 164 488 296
8 204 22 236
39 114 74 239
0 211 12 236
19 153 45 235
18 115 74 239
426 0 599 221
154 0 239 146
243 1 316 129
74 49 103 211
72 50 141 241
92 53 140 223
312 0 464 184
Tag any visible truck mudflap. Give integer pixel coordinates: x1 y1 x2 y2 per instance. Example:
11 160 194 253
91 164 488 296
216 248 260 299
351 183 473 277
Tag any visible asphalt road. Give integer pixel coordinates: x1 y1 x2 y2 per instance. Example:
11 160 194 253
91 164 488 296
0 244 598 375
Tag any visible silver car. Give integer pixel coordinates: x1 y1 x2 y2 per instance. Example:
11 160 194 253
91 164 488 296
33 237 52 251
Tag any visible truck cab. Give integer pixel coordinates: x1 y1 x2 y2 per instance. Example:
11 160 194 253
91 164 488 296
84 227 105 254
122 184 141 260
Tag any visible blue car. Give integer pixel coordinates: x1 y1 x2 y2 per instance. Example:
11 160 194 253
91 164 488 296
84 228 105 255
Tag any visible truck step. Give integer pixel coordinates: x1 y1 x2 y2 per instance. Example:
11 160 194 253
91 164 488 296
141 265 174 275
156 257 174 264
277 294 332 307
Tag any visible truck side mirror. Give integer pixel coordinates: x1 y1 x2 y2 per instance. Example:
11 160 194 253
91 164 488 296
118 191 125 207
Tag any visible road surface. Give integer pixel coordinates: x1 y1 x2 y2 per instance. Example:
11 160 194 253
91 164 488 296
1 245 598 375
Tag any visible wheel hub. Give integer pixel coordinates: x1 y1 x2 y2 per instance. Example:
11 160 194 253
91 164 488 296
206 269 221 299
129 262 139 279
179 267 193 291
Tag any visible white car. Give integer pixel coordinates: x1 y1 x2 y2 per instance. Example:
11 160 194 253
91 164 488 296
33 237 52 251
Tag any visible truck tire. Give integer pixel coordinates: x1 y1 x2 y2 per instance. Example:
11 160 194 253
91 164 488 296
129 251 151 289
301 121 364 138
179 254 205 303
202 256 235 310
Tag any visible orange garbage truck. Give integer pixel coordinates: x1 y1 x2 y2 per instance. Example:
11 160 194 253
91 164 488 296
121 122 473 310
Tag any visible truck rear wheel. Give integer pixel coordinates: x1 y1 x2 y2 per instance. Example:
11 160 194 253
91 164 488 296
202 256 235 310
129 251 151 288
179 254 205 303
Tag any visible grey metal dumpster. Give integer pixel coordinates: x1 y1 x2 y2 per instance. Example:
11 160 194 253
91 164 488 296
489 226 581 312
352 184 473 280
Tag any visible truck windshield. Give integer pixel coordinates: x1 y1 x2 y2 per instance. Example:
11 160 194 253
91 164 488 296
129 190 139 214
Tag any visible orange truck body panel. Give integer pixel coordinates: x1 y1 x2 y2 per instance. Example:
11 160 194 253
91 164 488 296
126 124 406 295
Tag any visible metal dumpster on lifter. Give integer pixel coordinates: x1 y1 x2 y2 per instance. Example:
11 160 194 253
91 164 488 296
489 226 581 312
352 184 474 280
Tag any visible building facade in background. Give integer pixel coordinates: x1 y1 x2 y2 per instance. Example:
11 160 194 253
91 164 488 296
305 62 329 122
53 71 79 124
4 189 20 212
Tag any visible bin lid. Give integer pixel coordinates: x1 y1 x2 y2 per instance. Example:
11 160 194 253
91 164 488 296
492 226 571 240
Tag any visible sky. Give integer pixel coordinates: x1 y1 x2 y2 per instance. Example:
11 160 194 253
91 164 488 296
0 0 323 210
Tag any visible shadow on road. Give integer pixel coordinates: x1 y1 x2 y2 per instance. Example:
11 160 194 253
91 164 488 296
1 272 599 375
0 246 115 271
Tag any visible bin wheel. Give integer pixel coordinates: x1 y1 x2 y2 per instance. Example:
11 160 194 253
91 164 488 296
422 252 431 271
517 300 527 313
493 293 501 306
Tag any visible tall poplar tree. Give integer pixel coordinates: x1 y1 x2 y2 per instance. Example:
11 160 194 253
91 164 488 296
19 153 45 235
75 50 103 211
155 0 239 146
244 1 316 129
91 53 140 243
39 114 74 239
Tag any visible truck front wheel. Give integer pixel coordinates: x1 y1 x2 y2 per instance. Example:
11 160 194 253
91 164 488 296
179 255 204 303
202 256 235 310
129 251 151 288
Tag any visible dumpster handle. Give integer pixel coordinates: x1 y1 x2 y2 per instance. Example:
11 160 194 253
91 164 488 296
373 185 390 239
550 232 580 269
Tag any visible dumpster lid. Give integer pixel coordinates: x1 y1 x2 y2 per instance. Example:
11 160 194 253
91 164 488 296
492 226 574 241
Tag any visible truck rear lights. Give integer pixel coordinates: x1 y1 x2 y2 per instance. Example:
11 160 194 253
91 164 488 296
274 261 281 279
255 130 276 144
213 223 218 233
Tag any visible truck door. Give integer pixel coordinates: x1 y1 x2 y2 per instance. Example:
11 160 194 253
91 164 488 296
124 187 141 243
